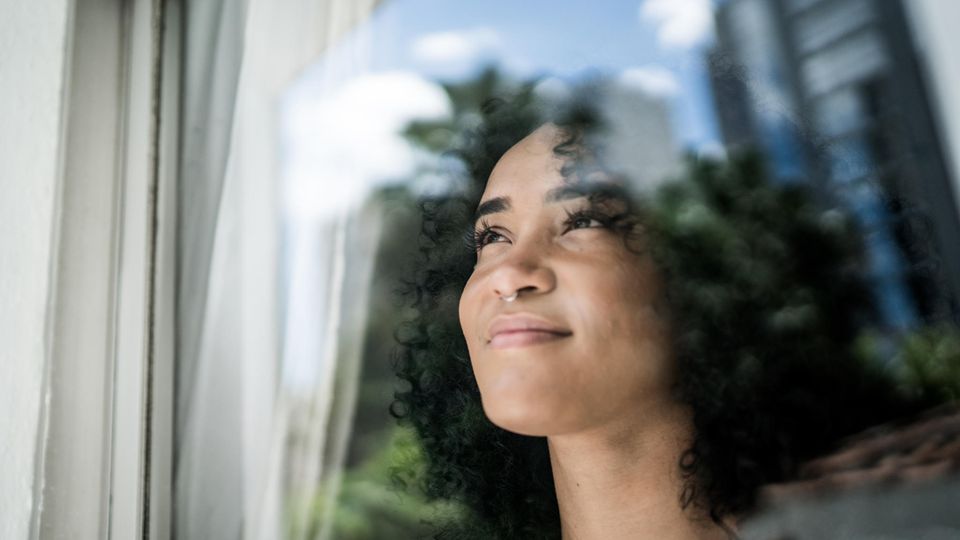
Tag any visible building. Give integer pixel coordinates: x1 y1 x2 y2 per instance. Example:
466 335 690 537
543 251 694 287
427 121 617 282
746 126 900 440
535 74 682 192
710 0 960 329
602 76 683 191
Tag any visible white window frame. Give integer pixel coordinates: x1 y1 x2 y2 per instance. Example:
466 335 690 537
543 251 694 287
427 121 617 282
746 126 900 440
32 0 179 538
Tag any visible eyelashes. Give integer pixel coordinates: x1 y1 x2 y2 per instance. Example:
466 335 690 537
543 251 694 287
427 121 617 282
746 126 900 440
463 217 498 254
466 207 630 254
561 207 617 231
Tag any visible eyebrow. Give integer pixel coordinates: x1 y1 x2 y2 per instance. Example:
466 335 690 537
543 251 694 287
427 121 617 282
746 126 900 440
472 185 616 227
474 196 511 224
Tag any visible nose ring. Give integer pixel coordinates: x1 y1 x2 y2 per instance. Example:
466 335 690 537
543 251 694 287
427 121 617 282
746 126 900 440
500 292 519 302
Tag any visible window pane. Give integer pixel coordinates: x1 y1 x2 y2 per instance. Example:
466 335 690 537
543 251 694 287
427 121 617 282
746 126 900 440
172 1 960 539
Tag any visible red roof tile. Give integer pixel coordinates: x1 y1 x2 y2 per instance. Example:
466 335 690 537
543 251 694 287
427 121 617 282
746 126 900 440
761 403 960 502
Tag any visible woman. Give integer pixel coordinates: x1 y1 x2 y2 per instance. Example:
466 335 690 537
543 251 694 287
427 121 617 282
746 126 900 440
392 94 918 539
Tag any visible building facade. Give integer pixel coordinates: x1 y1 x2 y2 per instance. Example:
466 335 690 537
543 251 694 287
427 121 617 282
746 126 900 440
710 0 960 329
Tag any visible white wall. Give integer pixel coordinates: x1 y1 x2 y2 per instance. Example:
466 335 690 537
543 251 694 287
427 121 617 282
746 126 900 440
0 0 72 537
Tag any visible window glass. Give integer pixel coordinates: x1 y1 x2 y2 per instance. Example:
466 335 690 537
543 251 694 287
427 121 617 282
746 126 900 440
793 0 873 54
801 29 887 96
174 1 960 538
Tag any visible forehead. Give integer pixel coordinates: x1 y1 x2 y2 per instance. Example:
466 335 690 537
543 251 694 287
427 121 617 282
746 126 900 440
482 124 567 201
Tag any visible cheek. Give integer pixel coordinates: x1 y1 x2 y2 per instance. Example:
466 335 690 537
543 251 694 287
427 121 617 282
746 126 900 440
459 284 487 399
573 259 673 394
458 275 482 348
575 258 654 330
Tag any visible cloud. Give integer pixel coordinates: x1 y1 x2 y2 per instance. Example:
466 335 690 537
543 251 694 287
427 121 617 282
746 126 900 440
639 0 714 49
532 76 573 102
284 71 452 219
617 66 680 97
409 27 502 79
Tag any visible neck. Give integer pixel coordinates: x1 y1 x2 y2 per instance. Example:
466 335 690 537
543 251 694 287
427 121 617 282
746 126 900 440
547 402 731 540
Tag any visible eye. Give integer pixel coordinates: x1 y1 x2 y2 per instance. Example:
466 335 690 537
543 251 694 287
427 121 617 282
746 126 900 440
477 228 506 247
568 215 603 230
471 219 510 252
563 209 611 232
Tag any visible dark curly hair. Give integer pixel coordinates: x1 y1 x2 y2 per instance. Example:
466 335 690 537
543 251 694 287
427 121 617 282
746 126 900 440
391 91 921 539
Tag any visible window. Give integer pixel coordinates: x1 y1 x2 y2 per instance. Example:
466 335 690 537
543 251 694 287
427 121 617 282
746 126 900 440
11 1 960 539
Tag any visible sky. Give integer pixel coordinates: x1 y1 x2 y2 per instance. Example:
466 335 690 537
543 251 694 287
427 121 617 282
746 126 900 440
282 0 722 218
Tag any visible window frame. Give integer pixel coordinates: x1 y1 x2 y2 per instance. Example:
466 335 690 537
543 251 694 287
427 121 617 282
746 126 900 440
32 0 179 538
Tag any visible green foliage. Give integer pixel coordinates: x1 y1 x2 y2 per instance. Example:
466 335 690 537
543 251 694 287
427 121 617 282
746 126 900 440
303 426 467 540
646 151 874 351
401 67 525 154
895 325 960 403
610 150 928 518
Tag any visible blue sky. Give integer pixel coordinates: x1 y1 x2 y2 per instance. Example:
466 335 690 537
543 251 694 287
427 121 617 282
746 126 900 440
372 1 695 74
293 0 720 150
283 0 723 219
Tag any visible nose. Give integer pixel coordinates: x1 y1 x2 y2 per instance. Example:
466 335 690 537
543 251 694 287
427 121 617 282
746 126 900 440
487 242 556 300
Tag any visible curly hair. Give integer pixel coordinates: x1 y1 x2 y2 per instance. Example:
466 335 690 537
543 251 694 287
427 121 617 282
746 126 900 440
391 93 921 539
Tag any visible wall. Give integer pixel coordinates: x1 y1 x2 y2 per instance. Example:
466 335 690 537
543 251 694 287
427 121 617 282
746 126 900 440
0 0 72 537
906 0 960 214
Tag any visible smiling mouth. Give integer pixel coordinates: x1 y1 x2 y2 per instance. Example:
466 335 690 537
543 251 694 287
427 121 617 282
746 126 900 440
489 330 572 350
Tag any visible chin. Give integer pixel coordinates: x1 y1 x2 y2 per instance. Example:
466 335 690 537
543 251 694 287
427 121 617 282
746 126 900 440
489 417 551 437
481 396 581 437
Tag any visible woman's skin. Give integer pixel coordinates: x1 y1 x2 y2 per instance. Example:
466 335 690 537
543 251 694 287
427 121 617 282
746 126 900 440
458 124 731 539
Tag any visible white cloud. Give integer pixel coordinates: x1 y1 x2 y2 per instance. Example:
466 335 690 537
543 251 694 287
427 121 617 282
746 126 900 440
532 76 573 102
640 0 714 49
284 71 452 219
409 27 502 80
617 66 680 97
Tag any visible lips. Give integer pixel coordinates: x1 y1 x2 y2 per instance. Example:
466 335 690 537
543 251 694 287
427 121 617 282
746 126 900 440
486 314 572 349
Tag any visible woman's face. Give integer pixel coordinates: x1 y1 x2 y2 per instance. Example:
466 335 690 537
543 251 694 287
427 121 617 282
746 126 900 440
458 123 676 437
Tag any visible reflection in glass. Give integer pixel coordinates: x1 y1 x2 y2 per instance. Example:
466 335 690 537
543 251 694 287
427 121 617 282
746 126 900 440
173 1 960 538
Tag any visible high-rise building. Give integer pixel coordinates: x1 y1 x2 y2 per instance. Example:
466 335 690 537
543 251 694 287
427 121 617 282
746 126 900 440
710 0 960 328
535 74 682 191
710 0 810 184
601 78 682 190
